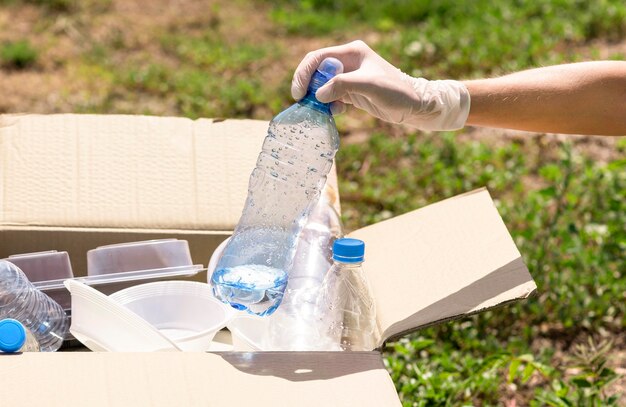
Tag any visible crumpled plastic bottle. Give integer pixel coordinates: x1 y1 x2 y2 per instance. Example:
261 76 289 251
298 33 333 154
210 58 344 316
0 260 68 352
265 184 343 350
317 238 378 351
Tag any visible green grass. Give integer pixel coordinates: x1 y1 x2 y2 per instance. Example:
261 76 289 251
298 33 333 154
75 29 287 118
268 0 626 78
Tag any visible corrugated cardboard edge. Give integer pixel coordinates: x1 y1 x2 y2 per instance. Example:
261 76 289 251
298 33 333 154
348 187 537 348
380 288 537 347
0 352 402 407
0 225 235 234
0 113 339 230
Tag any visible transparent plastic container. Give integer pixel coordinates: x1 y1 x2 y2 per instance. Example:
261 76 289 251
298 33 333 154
317 238 378 351
4 251 75 310
210 58 344 316
87 239 193 276
5 251 73 282
22 240 203 312
0 319 40 352
0 260 69 352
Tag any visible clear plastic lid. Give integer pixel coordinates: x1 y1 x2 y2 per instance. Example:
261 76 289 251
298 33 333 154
5 251 73 282
28 239 204 311
87 239 193 276
33 264 204 292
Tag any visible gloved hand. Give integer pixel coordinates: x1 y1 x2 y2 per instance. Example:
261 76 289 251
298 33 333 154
291 40 470 131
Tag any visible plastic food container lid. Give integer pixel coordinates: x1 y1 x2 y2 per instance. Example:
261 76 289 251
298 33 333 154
87 239 193 276
5 251 73 282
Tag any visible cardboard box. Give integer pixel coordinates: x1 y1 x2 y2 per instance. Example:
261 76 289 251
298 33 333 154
0 114 537 406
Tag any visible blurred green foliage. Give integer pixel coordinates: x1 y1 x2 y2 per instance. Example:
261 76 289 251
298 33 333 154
76 31 286 118
0 40 38 69
21 0 111 12
269 0 626 77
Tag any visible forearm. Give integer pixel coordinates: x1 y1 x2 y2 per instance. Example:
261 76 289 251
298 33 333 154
463 61 626 136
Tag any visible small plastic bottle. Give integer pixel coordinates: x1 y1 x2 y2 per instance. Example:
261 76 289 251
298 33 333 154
0 318 40 353
317 238 378 351
0 260 69 352
211 58 344 316
265 185 343 350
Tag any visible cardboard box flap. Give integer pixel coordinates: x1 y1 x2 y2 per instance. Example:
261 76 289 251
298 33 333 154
0 114 341 275
0 352 401 407
348 188 536 345
0 114 267 230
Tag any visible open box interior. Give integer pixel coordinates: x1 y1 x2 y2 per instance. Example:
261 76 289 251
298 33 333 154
0 113 536 353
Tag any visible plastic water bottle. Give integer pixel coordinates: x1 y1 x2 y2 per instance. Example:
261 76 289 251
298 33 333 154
0 260 69 351
0 319 40 353
317 238 378 351
211 58 344 316
265 185 343 350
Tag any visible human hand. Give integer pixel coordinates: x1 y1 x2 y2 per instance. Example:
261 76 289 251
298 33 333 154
291 40 470 131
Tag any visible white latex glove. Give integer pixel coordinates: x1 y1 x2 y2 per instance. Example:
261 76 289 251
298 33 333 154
291 40 470 131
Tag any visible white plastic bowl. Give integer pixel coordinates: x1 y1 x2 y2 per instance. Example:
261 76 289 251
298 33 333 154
110 281 235 351
65 279 181 352
226 314 269 351
206 237 230 280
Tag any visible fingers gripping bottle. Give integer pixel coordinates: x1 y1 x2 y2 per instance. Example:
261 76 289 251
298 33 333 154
210 58 344 316
0 260 69 351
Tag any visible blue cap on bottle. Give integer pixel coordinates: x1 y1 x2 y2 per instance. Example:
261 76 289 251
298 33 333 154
332 238 365 263
308 57 344 93
318 57 343 77
0 319 26 353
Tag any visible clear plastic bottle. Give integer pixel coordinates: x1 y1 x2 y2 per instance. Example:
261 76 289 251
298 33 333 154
317 238 378 351
0 318 40 353
265 184 343 350
211 58 344 316
0 260 69 352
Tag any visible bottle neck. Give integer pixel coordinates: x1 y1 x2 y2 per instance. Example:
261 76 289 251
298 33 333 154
333 260 363 270
298 70 332 115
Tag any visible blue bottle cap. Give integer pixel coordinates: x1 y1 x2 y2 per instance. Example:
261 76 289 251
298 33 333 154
332 238 365 263
317 57 343 78
308 57 344 93
0 319 26 353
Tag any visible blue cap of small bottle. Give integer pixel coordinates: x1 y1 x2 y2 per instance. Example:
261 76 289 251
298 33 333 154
0 319 26 353
332 238 365 263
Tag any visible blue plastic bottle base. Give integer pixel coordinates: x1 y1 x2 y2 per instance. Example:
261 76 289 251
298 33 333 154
211 265 288 317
